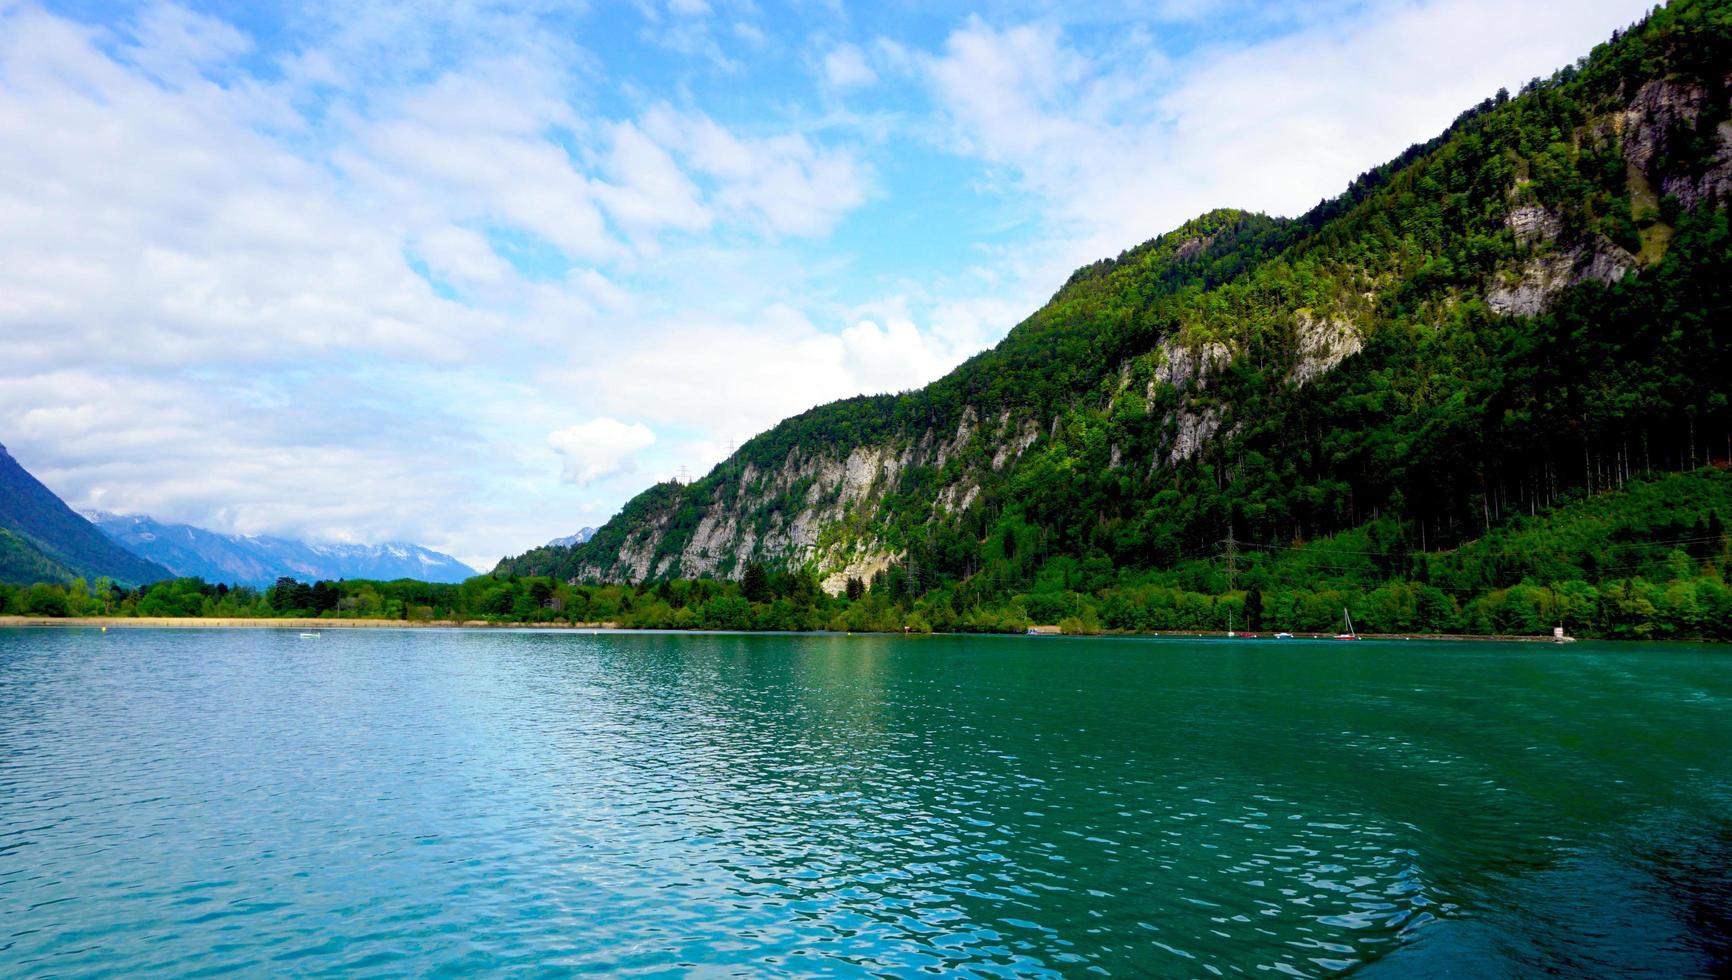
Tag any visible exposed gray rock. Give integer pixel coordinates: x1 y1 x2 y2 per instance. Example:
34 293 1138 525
1507 205 1563 246
1168 404 1222 466
573 403 1041 589
1622 79 1709 172
935 406 976 468
1487 241 1636 316
1621 77 1732 211
1172 232 1217 263
820 551 899 597
993 418 1041 471
1291 312 1362 386
1150 337 1230 392
935 481 980 515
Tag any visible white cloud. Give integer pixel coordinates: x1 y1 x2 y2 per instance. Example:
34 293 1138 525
635 0 739 70
928 19 1090 164
838 318 954 394
549 419 659 487
563 296 1004 453
414 226 514 288
345 78 620 263
733 21 768 47
643 104 870 237
0 5 492 370
125 2 251 81
594 120 713 245
822 42 877 87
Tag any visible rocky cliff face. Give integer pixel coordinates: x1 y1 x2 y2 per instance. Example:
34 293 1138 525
1486 236 1637 316
570 407 1040 593
1621 76 1732 210
567 303 1379 592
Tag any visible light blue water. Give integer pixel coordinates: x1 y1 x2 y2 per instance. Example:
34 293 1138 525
2 628 1730 976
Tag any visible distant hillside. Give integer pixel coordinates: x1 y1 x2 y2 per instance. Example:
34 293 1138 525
0 443 170 587
501 0 1732 597
89 513 477 587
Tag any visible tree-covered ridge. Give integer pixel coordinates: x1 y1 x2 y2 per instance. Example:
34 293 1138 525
501 0 1732 602
0 529 80 586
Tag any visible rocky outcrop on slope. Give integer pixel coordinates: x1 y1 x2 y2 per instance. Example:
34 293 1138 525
1621 77 1732 210
570 407 1052 592
1487 238 1638 316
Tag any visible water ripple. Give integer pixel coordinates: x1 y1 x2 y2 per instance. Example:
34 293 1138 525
1 630 1730 976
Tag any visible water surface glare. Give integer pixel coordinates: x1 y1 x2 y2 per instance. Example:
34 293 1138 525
2 629 1730 976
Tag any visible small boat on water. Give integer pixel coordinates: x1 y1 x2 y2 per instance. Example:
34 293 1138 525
1274 632 1295 639
1334 608 1359 641
299 631 321 639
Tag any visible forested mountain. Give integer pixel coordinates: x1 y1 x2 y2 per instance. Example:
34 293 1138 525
0 443 170 587
500 0 1732 607
89 513 476 587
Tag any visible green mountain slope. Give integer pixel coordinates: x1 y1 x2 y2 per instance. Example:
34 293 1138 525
0 528 80 586
1077 467 1731 639
502 0 1732 596
0 443 170 587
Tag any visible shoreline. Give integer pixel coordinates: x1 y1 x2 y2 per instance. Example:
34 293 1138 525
0 616 622 630
0 615 1597 643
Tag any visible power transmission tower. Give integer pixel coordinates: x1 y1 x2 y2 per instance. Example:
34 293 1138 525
1222 522 1238 592
676 465 691 485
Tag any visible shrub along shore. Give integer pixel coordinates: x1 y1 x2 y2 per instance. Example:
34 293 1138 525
0 615 1570 642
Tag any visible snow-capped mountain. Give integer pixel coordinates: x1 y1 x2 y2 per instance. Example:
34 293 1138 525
87 512 477 586
545 527 596 548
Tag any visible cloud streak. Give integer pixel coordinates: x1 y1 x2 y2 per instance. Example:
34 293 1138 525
550 419 658 487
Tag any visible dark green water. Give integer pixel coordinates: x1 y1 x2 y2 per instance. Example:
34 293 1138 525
1 629 1729 976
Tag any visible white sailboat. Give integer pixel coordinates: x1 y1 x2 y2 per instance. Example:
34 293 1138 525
1334 608 1359 641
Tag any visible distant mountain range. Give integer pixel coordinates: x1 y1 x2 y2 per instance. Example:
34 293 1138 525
545 528 596 549
88 513 477 587
0 443 171 587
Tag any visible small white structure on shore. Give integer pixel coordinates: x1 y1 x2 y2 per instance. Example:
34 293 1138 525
1553 626 1576 644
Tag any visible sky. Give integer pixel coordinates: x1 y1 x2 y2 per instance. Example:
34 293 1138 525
0 0 1657 571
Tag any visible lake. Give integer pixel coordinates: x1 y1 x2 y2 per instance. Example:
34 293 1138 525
1 628 1729 976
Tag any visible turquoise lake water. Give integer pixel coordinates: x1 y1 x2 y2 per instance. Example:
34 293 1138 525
1 628 1729 976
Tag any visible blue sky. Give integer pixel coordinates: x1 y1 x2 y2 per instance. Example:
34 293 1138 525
0 0 1655 569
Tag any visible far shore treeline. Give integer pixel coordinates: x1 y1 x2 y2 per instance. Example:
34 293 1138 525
4 469 1730 641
